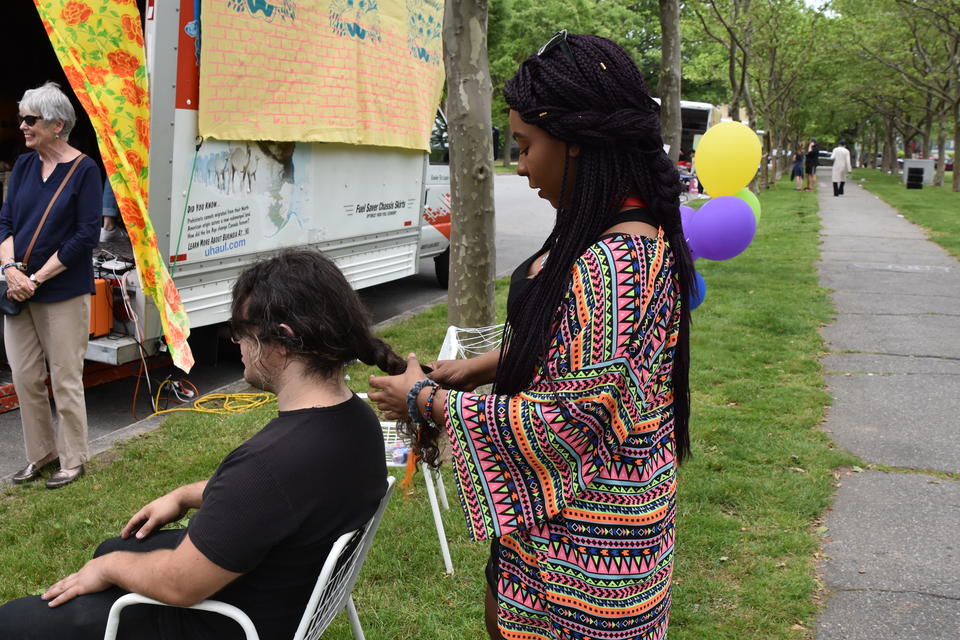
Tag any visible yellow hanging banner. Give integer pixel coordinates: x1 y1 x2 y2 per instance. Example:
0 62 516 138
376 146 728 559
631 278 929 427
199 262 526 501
33 0 194 372
198 0 445 150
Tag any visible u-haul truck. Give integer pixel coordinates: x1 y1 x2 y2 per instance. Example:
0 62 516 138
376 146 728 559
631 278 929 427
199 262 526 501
55 0 451 365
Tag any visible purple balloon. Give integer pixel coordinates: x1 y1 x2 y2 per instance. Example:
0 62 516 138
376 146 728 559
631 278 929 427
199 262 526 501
686 196 757 261
679 205 699 261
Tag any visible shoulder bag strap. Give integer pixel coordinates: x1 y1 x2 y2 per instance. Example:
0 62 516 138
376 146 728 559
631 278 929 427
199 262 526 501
21 154 87 268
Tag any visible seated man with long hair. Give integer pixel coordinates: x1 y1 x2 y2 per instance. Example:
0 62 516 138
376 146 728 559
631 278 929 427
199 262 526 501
0 250 404 640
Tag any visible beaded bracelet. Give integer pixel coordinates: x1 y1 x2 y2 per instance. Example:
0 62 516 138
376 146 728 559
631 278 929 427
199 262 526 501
423 383 439 425
407 378 438 425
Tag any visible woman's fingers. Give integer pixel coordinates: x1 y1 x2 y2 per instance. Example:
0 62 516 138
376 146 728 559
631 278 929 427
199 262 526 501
368 354 426 418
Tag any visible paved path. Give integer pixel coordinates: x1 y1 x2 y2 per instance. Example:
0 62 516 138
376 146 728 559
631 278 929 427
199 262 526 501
815 173 960 639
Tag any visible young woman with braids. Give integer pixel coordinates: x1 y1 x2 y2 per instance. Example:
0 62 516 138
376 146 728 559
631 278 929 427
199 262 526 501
0 249 398 639
370 32 694 640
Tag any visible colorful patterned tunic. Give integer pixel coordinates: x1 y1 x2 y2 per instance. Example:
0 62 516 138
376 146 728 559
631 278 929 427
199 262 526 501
444 230 681 640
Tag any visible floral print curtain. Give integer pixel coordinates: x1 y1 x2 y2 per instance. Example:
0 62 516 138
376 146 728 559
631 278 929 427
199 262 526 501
34 0 194 372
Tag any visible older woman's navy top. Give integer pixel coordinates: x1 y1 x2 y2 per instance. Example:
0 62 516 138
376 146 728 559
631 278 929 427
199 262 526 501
0 152 101 303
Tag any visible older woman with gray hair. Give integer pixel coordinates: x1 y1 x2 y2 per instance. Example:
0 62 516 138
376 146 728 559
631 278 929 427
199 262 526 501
0 81 101 489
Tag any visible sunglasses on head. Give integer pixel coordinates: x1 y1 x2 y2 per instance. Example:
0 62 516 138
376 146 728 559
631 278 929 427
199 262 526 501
18 115 44 126
537 29 575 65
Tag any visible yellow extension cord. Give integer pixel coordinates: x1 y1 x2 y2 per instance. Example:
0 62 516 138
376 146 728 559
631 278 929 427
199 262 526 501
150 380 274 418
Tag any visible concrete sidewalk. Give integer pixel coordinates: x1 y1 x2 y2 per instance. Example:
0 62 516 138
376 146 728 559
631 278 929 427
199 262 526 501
814 173 960 638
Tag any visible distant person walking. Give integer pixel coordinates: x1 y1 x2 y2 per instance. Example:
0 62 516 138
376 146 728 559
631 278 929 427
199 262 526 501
791 146 805 190
830 140 853 196
804 138 820 190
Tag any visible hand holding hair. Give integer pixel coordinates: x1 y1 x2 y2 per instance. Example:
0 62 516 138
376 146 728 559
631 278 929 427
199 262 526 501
368 353 427 421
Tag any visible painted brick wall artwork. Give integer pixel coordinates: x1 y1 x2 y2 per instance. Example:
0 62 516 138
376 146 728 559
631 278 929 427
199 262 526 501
199 0 444 150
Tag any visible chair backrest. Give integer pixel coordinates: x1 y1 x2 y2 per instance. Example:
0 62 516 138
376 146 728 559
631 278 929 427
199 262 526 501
291 476 396 640
436 324 505 361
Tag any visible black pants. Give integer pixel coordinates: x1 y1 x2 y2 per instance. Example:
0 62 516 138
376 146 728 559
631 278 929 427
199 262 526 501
0 530 243 640
833 181 845 196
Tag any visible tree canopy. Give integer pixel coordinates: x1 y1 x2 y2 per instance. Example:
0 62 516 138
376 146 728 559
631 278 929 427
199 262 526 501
486 0 959 189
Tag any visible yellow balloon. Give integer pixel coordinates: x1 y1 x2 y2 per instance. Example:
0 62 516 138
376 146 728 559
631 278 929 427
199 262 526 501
695 122 762 197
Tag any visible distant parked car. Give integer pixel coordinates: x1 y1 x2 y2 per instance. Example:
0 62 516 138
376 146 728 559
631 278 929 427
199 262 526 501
870 154 903 169
818 150 834 167
931 156 954 171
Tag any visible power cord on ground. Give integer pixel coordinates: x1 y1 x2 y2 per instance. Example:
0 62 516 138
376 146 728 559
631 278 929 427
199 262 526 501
148 391 274 418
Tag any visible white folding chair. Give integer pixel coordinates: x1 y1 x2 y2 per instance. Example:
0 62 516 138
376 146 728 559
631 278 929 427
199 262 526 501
380 418 454 574
361 323 504 576
437 323 504 362
103 476 396 640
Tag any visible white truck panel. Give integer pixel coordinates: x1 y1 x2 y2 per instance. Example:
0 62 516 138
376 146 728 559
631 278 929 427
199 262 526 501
80 0 448 364
420 163 451 259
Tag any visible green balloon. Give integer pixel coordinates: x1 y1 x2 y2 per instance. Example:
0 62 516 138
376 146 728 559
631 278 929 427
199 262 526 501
734 188 761 222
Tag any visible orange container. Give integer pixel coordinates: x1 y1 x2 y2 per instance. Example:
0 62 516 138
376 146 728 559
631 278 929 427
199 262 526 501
89 278 113 338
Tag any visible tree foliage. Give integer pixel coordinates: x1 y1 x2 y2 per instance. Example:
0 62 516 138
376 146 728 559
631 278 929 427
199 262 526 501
483 0 958 189
488 0 661 131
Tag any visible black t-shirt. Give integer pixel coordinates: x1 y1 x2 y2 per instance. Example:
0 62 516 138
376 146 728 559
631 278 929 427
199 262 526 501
806 144 820 168
187 395 387 640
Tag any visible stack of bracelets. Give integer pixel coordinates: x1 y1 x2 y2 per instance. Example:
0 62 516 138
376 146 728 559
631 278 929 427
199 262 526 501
407 378 440 426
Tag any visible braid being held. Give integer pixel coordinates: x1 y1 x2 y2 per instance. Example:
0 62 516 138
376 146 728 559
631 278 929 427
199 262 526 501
231 250 410 379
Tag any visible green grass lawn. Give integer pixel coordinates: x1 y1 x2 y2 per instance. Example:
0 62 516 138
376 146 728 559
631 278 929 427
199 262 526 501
852 168 960 258
0 179 854 638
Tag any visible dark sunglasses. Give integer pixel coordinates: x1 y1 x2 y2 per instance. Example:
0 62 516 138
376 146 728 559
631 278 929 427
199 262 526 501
537 29 575 65
17 115 44 127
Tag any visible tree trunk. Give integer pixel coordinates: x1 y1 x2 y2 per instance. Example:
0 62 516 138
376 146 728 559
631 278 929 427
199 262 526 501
760 128 770 189
902 132 915 160
921 93 933 157
850 121 863 167
953 103 960 192
658 0 682 163
501 119 512 167
444 0 496 328
767 133 783 182
727 35 740 122
883 118 896 173
741 71 755 131
934 108 946 187
773 135 793 183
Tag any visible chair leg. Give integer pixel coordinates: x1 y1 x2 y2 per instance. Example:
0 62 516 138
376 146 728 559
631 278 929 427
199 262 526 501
421 461 455 574
434 467 450 510
346 595 365 640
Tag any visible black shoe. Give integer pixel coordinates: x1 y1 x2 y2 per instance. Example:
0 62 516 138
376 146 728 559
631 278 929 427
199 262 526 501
12 457 57 484
46 465 84 489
